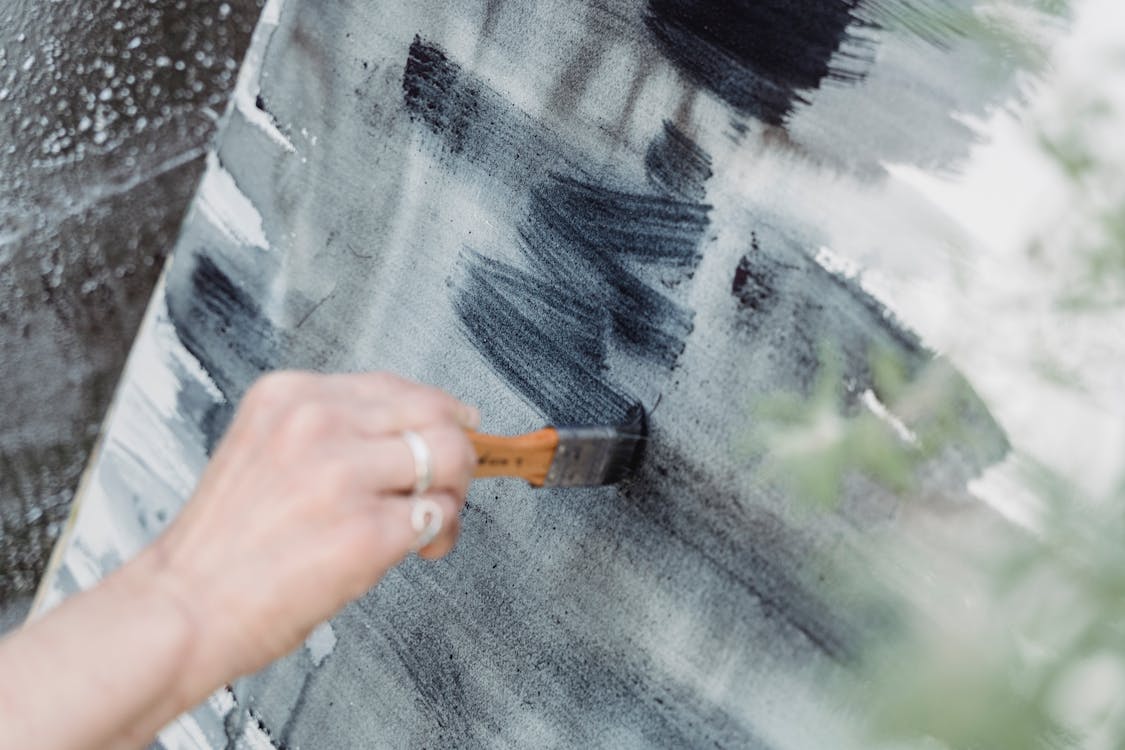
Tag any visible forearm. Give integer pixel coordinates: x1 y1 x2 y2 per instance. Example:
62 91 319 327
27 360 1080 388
0 545 205 750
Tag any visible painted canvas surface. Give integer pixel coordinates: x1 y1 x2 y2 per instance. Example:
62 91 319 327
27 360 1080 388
32 1 1064 747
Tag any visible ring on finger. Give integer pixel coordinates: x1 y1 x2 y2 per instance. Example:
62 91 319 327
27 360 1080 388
401 430 432 495
410 497 444 552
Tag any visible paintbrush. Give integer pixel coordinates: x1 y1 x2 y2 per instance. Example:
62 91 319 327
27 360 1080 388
469 404 647 487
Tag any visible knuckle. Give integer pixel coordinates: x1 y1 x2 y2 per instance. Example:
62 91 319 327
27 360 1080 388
416 393 455 423
276 402 336 447
245 371 302 411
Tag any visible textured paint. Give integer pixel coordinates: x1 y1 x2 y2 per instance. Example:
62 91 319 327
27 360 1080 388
233 0 295 153
453 174 708 424
196 153 271 250
407 36 709 424
32 0 1057 747
645 120 713 201
646 0 871 125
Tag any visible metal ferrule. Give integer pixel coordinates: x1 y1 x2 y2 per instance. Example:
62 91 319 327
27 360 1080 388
544 426 622 487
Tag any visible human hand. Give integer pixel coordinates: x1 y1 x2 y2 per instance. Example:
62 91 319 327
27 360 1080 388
144 371 479 703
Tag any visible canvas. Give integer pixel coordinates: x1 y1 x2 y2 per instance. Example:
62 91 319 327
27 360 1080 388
32 1 1061 747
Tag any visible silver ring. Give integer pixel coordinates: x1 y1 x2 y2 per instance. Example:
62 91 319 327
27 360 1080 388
410 497 444 552
401 430 432 495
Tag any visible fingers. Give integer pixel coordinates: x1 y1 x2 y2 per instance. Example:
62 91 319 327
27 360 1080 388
414 499 462 560
239 372 480 447
320 373 481 433
343 401 480 442
401 492 463 560
353 492 463 570
357 427 477 498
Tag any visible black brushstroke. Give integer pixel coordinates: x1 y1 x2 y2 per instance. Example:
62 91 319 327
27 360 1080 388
403 36 481 156
646 0 872 125
730 230 927 400
402 36 572 194
352 521 778 749
403 32 873 702
731 232 795 315
620 441 863 661
452 251 632 425
405 40 711 424
378 606 475 741
729 231 1008 476
645 120 713 201
524 176 706 362
453 173 707 425
166 251 280 449
167 252 277 397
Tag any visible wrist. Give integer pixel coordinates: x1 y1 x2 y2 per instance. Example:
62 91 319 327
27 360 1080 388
114 538 214 714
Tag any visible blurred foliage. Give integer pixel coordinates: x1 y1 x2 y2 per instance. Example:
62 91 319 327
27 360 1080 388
860 459 1125 750
751 343 989 510
750 2 1125 748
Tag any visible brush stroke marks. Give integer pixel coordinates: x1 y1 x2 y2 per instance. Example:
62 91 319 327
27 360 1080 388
402 37 573 196
339 539 778 748
731 228 926 397
453 174 708 425
645 0 873 126
165 250 280 449
31 0 1054 746
645 120 714 201
405 36 711 425
453 252 632 425
620 441 863 662
403 36 485 158
405 29 870 677
729 225 1007 475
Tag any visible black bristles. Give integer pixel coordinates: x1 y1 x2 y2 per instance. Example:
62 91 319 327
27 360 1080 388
599 402 648 484
548 404 649 486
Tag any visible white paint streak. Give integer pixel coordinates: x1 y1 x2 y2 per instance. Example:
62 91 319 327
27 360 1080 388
232 0 294 152
155 712 214 750
882 0 1125 498
861 389 918 446
969 457 1047 535
305 621 337 667
197 152 270 250
260 0 283 25
813 245 861 280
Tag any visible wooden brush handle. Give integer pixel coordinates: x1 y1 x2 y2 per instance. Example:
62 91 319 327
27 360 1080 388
469 428 559 487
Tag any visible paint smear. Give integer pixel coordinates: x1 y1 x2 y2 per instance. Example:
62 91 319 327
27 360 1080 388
645 120 714 201
730 227 927 398
196 152 270 250
402 36 573 193
232 0 295 152
165 251 281 449
453 172 709 425
305 622 337 668
645 0 873 126
404 37 712 424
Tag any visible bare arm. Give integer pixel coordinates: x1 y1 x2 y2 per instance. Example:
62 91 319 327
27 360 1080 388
0 371 479 750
